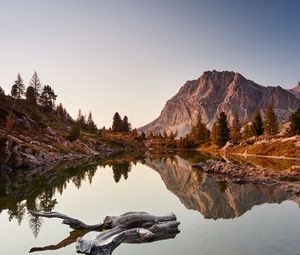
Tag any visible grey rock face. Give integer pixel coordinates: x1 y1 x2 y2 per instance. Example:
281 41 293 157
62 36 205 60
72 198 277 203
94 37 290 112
140 71 300 137
290 81 300 99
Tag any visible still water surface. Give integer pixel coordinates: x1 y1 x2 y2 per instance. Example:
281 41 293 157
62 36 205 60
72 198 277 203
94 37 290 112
0 154 300 255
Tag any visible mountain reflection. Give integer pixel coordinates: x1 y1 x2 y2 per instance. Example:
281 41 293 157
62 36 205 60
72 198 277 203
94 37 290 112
145 156 299 220
0 152 299 240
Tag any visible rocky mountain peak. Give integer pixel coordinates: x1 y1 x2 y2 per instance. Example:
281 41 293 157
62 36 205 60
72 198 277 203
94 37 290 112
290 82 300 98
139 70 300 137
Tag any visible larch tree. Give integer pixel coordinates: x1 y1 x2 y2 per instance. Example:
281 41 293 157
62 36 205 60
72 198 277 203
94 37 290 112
242 122 253 139
230 112 241 144
26 86 37 105
29 71 42 100
190 114 210 145
0 86 5 96
112 112 122 131
77 109 86 129
211 121 218 145
251 107 264 136
68 121 81 141
11 74 25 99
263 105 278 135
87 111 97 133
288 107 300 136
216 112 230 147
122 115 130 132
39 85 57 112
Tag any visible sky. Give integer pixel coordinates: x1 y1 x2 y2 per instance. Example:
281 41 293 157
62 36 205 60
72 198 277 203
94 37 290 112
0 0 299 128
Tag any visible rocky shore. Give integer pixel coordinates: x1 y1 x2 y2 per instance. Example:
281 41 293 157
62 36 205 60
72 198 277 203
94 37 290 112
192 160 300 195
0 127 143 171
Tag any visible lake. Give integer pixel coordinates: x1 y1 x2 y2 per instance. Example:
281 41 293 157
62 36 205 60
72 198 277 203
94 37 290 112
0 153 300 255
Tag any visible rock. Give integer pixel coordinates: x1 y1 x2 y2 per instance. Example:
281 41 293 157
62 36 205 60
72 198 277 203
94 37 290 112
17 117 31 130
45 126 56 136
8 151 23 169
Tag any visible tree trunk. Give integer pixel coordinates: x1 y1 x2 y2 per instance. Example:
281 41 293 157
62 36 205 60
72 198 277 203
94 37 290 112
29 211 180 255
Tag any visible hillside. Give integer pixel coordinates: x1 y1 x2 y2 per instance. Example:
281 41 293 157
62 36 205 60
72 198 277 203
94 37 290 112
140 70 300 137
0 94 144 170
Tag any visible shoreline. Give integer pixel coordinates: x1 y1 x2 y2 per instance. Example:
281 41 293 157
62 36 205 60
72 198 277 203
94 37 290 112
231 152 300 161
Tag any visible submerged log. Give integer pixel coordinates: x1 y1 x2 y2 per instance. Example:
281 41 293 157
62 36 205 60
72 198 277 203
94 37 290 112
29 211 180 255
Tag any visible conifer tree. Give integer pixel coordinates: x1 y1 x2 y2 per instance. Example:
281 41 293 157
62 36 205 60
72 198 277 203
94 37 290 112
25 86 37 105
56 103 64 119
251 107 264 136
77 109 86 128
211 121 218 144
131 128 138 137
29 71 42 100
288 107 300 136
0 86 5 96
190 114 210 145
162 129 169 139
39 85 57 111
122 115 130 132
169 130 177 141
263 105 278 135
11 74 25 99
68 121 81 141
148 131 154 139
242 122 253 139
112 112 122 131
230 112 241 144
87 111 97 133
216 112 230 147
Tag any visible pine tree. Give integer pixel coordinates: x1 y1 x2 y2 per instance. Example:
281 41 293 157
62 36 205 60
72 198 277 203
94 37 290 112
56 103 64 119
251 107 264 136
11 74 25 99
289 107 300 136
263 105 278 135
29 71 42 100
112 112 122 131
87 111 97 133
122 115 130 132
77 109 86 128
216 112 230 147
230 113 241 144
242 122 253 139
148 131 154 139
39 85 57 111
68 121 81 141
211 121 218 144
190 114 210 145
131 128 138 137
26 86 37 105
0 86 5 96
162 129 169 139
169 130 177 141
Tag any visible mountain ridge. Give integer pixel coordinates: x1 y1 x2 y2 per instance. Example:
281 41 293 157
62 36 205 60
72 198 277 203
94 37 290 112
140 70 300 137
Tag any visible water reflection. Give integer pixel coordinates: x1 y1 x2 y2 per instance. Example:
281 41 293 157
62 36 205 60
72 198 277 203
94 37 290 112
145 156 300 219
0 153 143 237
0 151 299 242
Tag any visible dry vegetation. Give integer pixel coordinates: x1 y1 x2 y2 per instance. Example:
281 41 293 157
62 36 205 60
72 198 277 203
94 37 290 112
224 136 300 159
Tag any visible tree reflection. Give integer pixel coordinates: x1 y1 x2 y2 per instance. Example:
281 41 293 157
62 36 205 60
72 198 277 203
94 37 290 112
0 153 144 238
112 163 131 183
7 201 26 225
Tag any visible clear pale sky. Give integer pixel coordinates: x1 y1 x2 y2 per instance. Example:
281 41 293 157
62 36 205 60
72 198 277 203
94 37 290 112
0 0 299 128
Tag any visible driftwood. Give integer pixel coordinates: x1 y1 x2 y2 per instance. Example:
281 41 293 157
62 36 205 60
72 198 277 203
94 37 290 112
28 211 180 255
